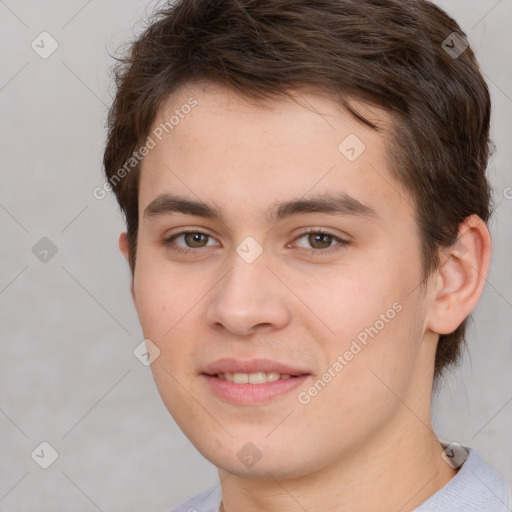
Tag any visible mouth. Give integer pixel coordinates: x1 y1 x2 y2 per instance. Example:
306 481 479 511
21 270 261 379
201 358 312 404
214 371 296 384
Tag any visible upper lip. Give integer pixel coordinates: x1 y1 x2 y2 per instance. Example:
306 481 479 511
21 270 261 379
202 358 311 377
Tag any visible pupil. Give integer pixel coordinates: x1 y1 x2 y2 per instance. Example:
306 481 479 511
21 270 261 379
309 233 331 249
186 233 206 247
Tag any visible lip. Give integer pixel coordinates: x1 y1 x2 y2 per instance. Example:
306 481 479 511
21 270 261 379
201 358 312 405
201 373 311 405
202 357 310 377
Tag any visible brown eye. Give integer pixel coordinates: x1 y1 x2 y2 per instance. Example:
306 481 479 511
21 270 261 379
308 232 333 249
183 232 209 247
292 230 349 254
164 231 219 252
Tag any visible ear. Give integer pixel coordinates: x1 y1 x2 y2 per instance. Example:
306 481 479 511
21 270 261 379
426 215 492 335
118 232 136 305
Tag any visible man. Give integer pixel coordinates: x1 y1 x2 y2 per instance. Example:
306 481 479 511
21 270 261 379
103 0 509 510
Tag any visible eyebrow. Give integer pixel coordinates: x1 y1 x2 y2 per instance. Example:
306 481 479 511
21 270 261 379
143 192 378 223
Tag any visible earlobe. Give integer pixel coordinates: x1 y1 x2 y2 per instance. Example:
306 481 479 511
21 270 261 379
427 215 492 335
118 232 129 260
118 231 137 306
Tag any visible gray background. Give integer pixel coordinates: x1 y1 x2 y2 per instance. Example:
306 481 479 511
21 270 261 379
0 1 510 510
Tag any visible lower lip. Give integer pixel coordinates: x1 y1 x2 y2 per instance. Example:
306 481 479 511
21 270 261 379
201 374 311 405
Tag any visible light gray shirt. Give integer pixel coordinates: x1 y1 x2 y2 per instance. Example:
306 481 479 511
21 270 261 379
168 446 510 511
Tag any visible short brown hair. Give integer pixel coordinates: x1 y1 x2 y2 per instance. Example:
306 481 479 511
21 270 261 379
103 0 493 383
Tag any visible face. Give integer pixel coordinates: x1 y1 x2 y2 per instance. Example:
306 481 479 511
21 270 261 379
126 83 438 479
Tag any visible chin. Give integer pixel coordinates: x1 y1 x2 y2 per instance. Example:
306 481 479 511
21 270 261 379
194 438 319 481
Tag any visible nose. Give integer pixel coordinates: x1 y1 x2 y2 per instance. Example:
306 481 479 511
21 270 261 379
205 252 291 337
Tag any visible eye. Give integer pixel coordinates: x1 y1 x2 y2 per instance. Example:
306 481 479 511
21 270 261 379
292 229 349 252
164 231 219 252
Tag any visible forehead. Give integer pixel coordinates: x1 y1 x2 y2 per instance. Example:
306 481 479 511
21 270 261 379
138 83 412 226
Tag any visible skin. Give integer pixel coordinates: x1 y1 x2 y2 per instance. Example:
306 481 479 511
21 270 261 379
119 82 492 512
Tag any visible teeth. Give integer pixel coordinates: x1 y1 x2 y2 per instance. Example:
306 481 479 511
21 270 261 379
248 372 266 384
216 372 294 384
233 372 248 384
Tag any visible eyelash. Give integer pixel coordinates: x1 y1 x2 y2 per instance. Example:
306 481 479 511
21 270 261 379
162 229 349 256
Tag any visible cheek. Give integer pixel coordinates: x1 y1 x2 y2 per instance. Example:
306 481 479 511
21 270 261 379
297 299 423 444
309 262 423 384
134 261 205 422
299 265 403 336
133 257 210 390
133 253 198 337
